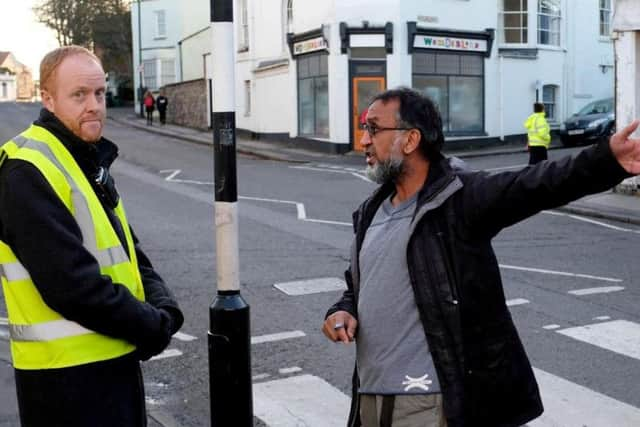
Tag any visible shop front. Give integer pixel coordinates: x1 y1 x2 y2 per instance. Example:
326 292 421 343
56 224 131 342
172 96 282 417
409 23 494 137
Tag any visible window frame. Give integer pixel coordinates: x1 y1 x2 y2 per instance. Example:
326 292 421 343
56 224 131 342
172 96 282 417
154 10 167 39
500 0 529 45
537 0 561 47
297 53 329 138
412 51 485 135
244 80 251 116
160 59 176 87
142 59 158 90
238 0 249 51
599 0 612 37
542 84 558 122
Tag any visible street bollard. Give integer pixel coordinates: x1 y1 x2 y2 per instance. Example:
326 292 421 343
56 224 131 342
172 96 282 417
208 0 253 425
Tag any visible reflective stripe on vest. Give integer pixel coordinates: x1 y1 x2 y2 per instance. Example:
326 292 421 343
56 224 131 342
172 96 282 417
527 114 550 148
0 126 143 369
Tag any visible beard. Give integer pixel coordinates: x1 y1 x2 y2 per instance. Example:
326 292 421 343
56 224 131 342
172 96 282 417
365 155 404 184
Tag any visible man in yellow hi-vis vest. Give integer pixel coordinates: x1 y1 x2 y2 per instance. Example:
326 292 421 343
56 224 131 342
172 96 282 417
0 46 183 426
524 102 551 165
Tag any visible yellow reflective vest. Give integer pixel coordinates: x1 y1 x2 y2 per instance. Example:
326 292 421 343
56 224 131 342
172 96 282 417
0 124 145 370
524 112 551 148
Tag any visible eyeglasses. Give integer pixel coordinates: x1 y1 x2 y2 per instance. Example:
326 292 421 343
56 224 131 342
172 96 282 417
362 123 414 137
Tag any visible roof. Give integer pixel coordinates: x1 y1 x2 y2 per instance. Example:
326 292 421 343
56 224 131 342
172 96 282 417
0 52 10 67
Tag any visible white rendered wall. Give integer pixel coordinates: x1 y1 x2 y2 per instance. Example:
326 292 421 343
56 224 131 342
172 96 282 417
0 75 16 102
179 0 211 82
567 0 615 116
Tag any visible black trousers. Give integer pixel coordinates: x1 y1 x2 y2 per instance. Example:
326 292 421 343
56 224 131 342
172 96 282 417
15 353 147 427
528 145 548 165
158 108 167 124
145 108 154 125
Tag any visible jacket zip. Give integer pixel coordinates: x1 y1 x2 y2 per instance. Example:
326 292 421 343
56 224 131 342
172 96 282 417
436 231 459 305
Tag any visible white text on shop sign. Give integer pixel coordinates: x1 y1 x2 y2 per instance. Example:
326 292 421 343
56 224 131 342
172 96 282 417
294 37 328 55
414 35 487 53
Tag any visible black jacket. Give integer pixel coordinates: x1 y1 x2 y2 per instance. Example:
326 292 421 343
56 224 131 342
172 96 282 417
327 141 630 427
0 110 183 426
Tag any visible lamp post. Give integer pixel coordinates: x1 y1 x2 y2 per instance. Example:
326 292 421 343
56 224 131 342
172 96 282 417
137 0 144 118
208 0 253 426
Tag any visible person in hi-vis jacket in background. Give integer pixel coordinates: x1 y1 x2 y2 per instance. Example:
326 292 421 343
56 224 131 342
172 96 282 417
525 102 551 164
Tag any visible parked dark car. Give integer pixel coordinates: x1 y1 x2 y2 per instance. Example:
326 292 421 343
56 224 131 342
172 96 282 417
559 98 615 147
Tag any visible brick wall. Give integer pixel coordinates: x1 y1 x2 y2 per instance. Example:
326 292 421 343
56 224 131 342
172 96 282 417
162 79 208 130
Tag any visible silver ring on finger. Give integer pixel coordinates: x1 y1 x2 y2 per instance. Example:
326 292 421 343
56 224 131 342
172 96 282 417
333 322 345 330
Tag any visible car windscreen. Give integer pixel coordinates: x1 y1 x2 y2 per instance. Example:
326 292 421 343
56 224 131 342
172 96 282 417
576 99 613 116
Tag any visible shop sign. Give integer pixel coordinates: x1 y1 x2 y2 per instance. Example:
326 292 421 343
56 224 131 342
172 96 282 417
293 36 328 55
413 35 487 52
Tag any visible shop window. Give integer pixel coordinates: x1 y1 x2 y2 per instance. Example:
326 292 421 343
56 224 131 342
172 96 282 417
599 0 612 37
297 53 329 138
412 52 484 134
500 0 528 44
542 84 557 121
538 0 561 46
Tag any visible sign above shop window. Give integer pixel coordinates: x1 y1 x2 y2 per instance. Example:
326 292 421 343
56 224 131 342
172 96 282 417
293 36 328 56
413 35 488 53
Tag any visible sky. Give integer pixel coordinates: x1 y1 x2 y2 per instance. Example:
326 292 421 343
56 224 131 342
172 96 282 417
0 0 59 80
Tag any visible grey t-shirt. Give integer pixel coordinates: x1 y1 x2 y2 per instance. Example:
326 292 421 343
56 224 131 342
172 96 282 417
357 194 441 395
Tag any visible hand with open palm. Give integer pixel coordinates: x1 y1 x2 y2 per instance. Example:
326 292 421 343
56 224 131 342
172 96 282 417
610 120 640 174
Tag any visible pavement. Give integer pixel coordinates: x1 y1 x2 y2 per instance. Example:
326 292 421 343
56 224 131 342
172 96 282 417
108 107 640 227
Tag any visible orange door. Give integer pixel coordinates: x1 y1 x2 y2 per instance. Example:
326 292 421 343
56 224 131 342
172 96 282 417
353 77 386 151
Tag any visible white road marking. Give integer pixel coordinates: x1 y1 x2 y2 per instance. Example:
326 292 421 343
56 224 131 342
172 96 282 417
499 264 622 283
290 165 374 184
568 286 625 296
557 320 640 361
252 373 271 381
274 278 346 295
279 367 303 375
149 349 183 361
543 324 561 330
506 298 530 306
251 330 306 345
0 317 7 325
254 374 350 427
529 367 640 426
172 332 198 341
544 210 640 234
594 316 612 321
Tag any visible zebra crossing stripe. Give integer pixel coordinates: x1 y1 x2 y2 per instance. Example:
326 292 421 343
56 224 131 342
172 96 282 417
528 367 640 426
254 374 350 426
556 320 640 361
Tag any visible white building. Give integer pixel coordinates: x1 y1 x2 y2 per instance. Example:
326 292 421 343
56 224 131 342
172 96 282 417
144 0 615 152
0 72 16 102
131 0 181 113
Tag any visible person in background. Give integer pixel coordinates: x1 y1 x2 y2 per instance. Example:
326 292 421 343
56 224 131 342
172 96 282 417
156 91 168 125
0 45 183 427
322 87 639 427
143 91 155 126
524 102 551 164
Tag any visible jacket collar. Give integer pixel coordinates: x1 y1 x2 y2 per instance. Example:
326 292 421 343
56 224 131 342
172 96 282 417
354 154 464 236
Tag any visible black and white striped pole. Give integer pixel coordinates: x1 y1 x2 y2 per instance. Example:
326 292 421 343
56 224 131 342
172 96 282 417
208 0 253 425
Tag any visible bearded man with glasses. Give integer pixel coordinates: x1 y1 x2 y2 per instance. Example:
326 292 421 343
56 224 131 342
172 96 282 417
322 87 640 427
